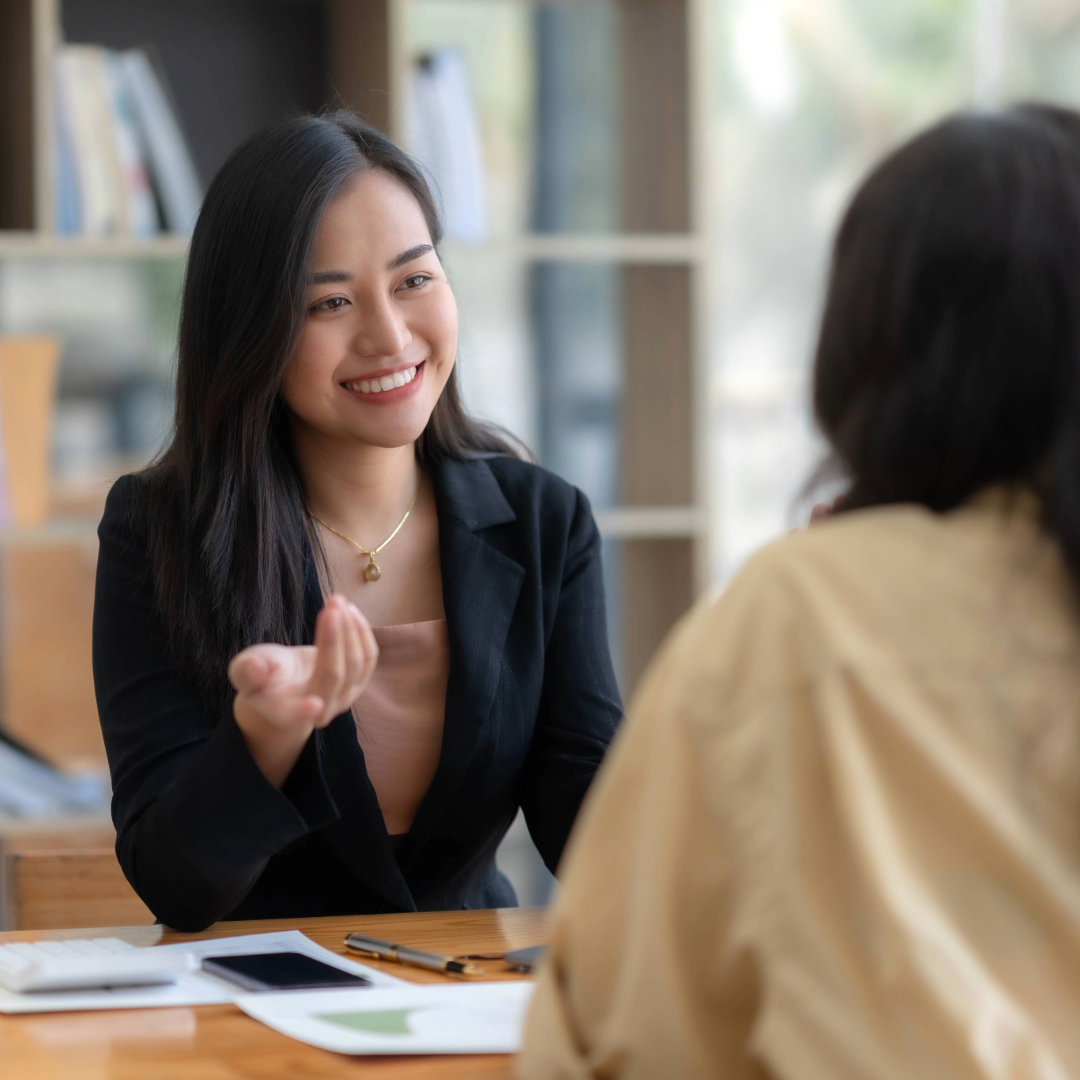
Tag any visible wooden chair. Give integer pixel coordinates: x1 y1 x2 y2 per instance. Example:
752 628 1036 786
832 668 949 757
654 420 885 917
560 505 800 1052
3 850 154 931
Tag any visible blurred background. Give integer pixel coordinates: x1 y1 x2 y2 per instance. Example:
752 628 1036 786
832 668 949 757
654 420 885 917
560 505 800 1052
0 0 1077 920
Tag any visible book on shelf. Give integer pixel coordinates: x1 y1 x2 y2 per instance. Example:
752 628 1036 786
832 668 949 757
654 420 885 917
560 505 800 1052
116 49 203 234
105 53 160 237
54 44 203 238
56 46 121 236
0 337 61 530
407 48 490 244
0 368 12 530
52 59 82 236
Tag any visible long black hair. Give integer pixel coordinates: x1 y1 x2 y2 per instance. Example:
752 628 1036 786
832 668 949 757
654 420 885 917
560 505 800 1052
814 104 1080 584
142 111 521 709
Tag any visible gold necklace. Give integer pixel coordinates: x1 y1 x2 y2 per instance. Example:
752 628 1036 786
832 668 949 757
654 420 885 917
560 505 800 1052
311 480 421 583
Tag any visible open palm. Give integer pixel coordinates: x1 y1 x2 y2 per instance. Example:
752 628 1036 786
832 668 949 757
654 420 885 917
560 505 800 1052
229 594 378 748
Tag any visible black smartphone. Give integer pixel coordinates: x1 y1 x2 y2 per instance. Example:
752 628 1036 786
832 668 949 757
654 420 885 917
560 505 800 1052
200 951 373 992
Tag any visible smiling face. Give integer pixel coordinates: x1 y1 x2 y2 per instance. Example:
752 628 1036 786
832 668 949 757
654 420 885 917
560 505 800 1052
281 168 458 450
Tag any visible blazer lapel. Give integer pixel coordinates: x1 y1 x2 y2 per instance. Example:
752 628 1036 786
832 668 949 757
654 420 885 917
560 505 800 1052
405 456 525 856
301 544 415 912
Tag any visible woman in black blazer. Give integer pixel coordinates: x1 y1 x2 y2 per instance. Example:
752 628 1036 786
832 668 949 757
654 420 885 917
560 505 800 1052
92 112 622 932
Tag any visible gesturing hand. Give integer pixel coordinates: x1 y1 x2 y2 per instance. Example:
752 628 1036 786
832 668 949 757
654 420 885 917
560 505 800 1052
228 594 378 786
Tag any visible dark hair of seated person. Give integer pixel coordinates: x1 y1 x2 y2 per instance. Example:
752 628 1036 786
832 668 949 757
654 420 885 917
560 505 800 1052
814 104 1080 585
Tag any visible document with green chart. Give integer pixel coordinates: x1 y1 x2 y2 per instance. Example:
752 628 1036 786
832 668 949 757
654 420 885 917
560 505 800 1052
235 983 535 1055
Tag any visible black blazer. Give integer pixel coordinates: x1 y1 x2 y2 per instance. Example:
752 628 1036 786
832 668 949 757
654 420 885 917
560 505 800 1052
93 455 622 932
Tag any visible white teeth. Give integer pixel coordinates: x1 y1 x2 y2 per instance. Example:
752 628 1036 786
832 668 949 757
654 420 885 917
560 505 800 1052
345 365 420 394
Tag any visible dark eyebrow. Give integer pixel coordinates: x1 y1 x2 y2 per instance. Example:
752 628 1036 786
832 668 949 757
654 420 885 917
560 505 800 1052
387 243 434 270
308 269 353 285
307 245 433 284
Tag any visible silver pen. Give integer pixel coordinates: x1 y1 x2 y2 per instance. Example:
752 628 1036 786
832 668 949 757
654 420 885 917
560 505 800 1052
344 933 483 977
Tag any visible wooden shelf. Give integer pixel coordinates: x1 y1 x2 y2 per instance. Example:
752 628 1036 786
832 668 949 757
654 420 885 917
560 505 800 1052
0 518 99 548
0 509 706 547
0 812 113 845
444 233 704 265
594 505 706 540
0 231 703 265
0 231 189 258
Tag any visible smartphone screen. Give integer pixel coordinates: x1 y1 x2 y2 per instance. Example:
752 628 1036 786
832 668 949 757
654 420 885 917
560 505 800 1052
201 951 373 992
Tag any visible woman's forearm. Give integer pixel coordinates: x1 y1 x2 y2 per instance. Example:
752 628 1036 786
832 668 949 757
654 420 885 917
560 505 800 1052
113 714 326 930
233 696 314 787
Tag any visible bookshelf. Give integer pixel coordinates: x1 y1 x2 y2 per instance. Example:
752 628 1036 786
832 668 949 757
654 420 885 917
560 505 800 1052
0 0 713 769
0 231 705 263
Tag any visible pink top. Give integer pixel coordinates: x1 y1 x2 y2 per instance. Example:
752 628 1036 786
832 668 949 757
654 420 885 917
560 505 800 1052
352 619 450 836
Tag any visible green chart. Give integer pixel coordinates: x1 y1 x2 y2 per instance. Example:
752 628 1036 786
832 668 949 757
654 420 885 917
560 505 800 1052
315 1008 427 1037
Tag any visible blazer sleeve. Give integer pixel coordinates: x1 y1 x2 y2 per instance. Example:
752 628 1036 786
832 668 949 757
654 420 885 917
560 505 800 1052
92 476 338 931
519 487 623 874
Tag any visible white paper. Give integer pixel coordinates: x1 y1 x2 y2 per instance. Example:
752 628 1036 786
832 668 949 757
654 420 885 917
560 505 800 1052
237 982 535 1055
0 930 405 1014
0 968 232 1015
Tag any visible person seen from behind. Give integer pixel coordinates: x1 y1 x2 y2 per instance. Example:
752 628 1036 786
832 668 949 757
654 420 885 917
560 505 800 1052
518 104 1080 1079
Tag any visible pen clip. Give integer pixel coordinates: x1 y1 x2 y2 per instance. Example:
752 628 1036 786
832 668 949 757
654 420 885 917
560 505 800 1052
343 937 385 961
348 947 382 961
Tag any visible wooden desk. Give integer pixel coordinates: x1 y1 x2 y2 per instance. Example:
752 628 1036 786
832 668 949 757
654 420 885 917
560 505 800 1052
0 907 547 1079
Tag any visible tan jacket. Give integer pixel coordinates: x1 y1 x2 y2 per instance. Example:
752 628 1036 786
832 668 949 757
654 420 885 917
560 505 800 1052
519 492 1080 1080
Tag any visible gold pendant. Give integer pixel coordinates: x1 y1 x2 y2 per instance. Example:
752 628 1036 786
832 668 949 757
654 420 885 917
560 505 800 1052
364 555 382 582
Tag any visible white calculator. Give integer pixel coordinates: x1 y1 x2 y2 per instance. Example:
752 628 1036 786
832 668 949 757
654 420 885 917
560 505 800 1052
0 937 195 994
